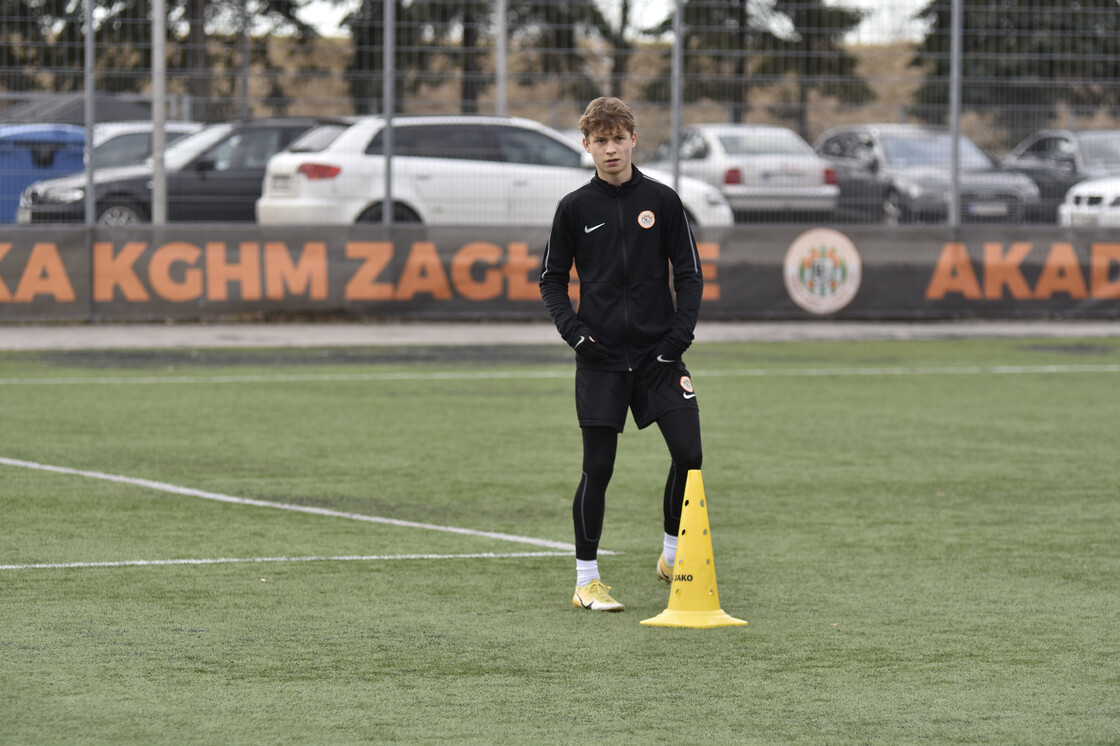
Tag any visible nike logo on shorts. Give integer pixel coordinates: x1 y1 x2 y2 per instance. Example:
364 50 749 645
584 223 606 233
683 392 696 399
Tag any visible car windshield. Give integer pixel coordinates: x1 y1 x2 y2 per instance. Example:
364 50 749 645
163 123 235 170
1077 133 1120 166
717 130 811 156
881 133 992 168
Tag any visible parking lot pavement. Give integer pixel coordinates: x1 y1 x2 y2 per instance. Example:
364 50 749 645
1 319 1118 350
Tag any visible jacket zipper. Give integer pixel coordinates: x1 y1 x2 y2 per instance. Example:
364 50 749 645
615 185 633 371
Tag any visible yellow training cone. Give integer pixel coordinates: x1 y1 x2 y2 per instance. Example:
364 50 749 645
641 470 747 629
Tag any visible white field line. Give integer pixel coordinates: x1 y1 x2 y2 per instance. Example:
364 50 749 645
0 457 604 567
705 364 1120 377
0 370 571 385
0 552 570 572
1 364 1119 387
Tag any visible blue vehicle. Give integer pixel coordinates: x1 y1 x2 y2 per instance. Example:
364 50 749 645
0 124 85 222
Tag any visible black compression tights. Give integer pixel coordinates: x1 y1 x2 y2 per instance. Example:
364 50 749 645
573 408 702 561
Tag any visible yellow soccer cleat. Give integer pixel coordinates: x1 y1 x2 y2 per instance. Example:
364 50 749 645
572 579 624 612
657 554 673 584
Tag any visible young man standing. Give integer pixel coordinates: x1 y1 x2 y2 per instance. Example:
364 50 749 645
540 97 704 612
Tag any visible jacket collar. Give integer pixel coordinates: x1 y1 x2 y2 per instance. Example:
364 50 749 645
591 165 645 194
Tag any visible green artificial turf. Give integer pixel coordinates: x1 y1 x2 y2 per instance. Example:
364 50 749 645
2 337 1118 744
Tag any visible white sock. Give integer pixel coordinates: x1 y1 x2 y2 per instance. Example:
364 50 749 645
662 533 678 566
576 559 599 587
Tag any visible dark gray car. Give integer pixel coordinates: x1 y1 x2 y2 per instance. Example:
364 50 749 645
1000 129 1120 222
17 117 345 225
814 124 1039 224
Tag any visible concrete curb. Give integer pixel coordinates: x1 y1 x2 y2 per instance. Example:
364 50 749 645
2 319 1119 350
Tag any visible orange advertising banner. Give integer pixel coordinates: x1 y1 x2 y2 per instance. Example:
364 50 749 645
0 224 1117 321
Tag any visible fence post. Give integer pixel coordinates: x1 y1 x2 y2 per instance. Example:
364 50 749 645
382 0 395 226
83 0 95 228
670 0 683 193
948 0 962 228
495 0 507 116
152 0 167 226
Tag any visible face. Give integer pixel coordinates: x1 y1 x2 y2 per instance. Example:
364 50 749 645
583 128 637 185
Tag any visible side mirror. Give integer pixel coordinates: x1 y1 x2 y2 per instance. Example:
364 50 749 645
194 158 216 172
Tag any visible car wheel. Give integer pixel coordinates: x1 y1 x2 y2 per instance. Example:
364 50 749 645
98 203 148 225
882 190 904 225
357 203 422 224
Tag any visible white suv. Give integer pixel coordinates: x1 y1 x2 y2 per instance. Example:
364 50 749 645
256 115 733 228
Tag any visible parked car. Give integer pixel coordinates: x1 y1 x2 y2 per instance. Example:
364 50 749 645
17 117 344 224
91 120 203 169
256 115 734 229
556 128 586 150
814 124 1039 224
1001 129 1120 222
0 123 85 222
643 124 838 220
1058 175 1120 228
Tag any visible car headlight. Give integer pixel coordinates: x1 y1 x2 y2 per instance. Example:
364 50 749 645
36 185 86 205
896 178 934 200
704 186 729 207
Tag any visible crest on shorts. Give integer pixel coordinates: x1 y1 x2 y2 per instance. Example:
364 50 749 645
680 375 694 393
637 210 656 229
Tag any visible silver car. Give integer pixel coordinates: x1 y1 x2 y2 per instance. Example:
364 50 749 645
644 124 838 220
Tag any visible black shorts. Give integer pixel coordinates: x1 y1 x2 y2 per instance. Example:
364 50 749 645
575 361 699 432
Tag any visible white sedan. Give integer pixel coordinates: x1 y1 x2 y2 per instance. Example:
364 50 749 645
1059 175 1120 228
256 115 733 229
644 123 838 219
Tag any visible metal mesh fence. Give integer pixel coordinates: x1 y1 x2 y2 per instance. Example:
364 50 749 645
3 0 1120 225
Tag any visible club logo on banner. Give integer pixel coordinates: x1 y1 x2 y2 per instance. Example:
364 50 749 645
783 228 862 315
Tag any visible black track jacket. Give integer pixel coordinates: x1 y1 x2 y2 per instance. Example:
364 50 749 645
540 166 703 371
